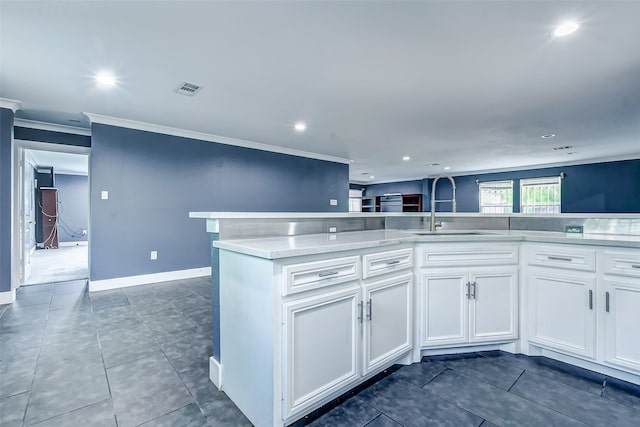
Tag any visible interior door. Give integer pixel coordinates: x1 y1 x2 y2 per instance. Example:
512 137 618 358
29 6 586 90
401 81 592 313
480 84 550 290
22 152 35 282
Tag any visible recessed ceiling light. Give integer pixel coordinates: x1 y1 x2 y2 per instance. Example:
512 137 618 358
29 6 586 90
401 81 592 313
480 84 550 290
350 159 355 163
444 166 451 170
294 122 306 132
552 145 573 151
370 175 375 179
553 21 580 37
541 134 556 139
402 156 411 161
95 71 116 87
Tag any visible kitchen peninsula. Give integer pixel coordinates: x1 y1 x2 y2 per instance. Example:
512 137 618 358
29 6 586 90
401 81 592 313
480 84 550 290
190 212 640 427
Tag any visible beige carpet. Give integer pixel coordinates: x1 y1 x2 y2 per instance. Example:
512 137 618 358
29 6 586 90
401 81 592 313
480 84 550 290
25 244 88 285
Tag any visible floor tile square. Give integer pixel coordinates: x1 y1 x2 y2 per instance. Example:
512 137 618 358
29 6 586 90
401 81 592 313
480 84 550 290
359 374 483 426
388 360 448 387
98 324 159 368
442 353 524 390
0 392 29 427
423 368 586 427
28 398 116 427
107 354 193 427
308 396 380 426
0 346 39 397
510 371 640 427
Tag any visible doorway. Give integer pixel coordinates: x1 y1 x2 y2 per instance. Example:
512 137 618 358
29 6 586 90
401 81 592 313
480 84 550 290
14 140 90 287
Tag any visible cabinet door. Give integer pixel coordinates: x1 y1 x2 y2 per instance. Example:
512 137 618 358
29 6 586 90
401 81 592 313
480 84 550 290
420 270 469 347
363 274 413 374
283 286 361 420
528 268 596 359
469 267 518 343
603 278 640 373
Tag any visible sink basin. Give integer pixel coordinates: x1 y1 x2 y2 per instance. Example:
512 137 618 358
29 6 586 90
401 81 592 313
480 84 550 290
412 231 489 236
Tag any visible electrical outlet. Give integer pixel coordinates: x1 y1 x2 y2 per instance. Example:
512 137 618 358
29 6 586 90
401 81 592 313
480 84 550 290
101 191 109 200
81 229 87 236
328 226 337 233
150 251 158 260
330 199 337 206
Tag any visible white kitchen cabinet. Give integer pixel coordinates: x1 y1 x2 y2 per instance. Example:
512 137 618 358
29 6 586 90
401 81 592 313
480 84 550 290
283 286 361 420
363 273 413 374
420 266 518 348
527 267 596 359
602 278 640 372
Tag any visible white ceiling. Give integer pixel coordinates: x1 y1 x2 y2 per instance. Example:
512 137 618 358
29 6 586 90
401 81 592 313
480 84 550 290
2 1 639 184
25 149 88 176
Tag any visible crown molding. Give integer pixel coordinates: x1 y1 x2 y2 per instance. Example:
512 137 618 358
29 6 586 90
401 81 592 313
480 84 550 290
83 112 350 165
0 98 22 112
13 118 91 136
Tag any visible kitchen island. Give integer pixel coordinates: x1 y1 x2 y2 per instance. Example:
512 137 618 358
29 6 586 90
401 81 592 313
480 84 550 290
191 212 640 426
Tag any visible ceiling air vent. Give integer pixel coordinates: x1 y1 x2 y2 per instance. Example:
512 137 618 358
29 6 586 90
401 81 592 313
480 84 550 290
175 82 202 96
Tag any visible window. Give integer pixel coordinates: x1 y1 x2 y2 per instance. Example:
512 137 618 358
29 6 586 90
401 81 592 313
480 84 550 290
479 180 513 213
348 189 363 212
520 177 561 214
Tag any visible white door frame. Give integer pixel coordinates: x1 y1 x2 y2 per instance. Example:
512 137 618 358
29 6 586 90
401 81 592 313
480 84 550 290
12 137 90 290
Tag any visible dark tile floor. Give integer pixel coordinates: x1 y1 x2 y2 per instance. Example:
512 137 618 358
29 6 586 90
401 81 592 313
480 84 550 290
2 279 640 427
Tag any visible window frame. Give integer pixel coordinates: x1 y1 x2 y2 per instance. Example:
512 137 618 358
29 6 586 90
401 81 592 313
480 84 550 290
520 176 562 214
478 180 514 214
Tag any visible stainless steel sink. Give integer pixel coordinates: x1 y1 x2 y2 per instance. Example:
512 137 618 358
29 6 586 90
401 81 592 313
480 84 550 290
412 231 490 236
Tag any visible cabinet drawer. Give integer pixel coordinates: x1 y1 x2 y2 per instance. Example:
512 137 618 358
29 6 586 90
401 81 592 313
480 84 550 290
418 245 518 268
362 248 413 279
527 245 595 272
604 250 640 278
282 256 360 296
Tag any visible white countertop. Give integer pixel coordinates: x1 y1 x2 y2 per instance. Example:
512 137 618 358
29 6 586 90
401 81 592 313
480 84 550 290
213 229 640 259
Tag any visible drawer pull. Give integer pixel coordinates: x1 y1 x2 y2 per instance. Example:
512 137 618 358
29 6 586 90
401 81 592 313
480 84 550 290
547 256 572 262
318 271 339 278
605 292 610 313
589 290 593 310
631 264 640 269
385 259 401 265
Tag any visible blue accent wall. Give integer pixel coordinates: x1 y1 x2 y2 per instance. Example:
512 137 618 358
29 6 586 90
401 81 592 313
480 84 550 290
55 174 89 243
368 159 640 214
14 127 91 147
90 123 349 281
0 108 14 292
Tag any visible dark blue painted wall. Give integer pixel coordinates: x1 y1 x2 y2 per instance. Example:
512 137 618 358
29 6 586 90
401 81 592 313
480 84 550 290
371 159 640 213
0 108 14 292
14 127 91 147
90 124 349 281
55 174 89 243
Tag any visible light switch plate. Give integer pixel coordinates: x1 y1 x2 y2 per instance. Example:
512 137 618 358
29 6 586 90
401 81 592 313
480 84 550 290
330 199 337 206
101 191 109 200
150 251 158 260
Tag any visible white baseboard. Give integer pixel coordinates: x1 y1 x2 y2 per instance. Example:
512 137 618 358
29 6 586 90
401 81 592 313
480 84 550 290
209 356 223 390
59 241 88 247
89 267 211 292
0 289 16 304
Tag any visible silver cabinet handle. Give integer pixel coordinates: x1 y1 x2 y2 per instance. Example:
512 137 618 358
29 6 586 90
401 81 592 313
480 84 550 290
548 256 572 262
385 259 401 265
358 301 364 323
367 298 372 320
631 264 640 269
605 292 610 313
466 282 471 299
471 281 477 299
318 271 339 278
589 289 593 310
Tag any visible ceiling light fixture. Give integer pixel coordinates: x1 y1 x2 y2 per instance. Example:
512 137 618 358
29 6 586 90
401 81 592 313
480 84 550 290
553 21 580 37
370 175 375 179
402 156 411 161
541 134 556 139
95 71 116 87
294 122 306 132
444 166 451 170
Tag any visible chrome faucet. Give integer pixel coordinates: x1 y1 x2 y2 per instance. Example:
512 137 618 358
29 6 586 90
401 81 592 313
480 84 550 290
430 174 457 231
